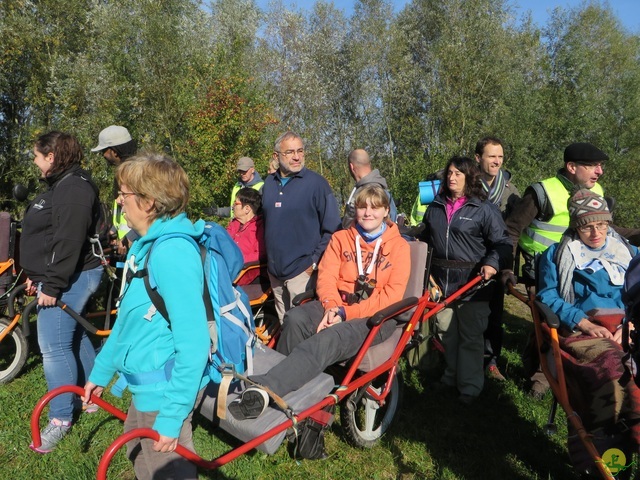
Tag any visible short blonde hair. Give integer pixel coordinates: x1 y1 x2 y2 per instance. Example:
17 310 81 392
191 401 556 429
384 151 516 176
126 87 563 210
354 184 390 211
116 151 189 221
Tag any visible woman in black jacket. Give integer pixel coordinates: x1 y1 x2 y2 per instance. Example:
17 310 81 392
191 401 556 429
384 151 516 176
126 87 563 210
23 131 104 453
419 156 512 404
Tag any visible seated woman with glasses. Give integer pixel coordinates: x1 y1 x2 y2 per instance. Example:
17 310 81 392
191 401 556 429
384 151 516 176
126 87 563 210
226 187 266 286
537 189 640 470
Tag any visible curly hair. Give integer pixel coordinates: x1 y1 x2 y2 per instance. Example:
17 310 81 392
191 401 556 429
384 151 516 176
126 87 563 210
441 156 487 201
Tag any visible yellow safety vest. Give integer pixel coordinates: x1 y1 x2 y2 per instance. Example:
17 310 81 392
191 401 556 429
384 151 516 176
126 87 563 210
518 177 604 255
112 199 130 240
409 194 428 226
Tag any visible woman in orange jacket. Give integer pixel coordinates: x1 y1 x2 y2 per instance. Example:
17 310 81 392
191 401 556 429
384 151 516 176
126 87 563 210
229 184 411 420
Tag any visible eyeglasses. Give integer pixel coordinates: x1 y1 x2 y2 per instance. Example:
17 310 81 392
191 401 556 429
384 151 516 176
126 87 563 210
576 162 603 171
277 148 305 158
577 222 609 233
117 190 137 200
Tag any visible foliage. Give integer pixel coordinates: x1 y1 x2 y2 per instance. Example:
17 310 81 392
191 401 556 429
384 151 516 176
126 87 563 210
0 0 639 224
175 75 277 213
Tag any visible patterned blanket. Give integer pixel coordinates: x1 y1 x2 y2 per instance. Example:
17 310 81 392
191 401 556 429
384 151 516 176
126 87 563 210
561 334 640 445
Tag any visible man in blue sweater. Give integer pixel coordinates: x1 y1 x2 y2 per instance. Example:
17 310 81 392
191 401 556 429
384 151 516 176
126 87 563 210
262 131 341 321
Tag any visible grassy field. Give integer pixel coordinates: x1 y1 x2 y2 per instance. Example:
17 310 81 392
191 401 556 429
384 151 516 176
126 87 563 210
0 293 622 479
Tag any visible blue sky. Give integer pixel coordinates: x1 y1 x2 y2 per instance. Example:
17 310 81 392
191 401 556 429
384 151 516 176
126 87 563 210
255 1 639 33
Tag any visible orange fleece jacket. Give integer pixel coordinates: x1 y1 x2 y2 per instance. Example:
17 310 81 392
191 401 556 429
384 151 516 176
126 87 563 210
316 221 411 320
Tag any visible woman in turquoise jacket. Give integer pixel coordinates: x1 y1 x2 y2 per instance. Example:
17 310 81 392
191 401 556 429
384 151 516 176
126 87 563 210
83 152 210 480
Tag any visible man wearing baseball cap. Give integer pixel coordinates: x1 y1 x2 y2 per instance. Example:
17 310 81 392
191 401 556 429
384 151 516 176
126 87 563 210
208 156 264 218
92 125 138 255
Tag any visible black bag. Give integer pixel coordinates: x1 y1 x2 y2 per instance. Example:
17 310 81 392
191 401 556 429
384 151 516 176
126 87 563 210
287 405 334 460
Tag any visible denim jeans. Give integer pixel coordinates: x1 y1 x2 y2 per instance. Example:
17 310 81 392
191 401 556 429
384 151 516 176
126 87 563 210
37 266 103 421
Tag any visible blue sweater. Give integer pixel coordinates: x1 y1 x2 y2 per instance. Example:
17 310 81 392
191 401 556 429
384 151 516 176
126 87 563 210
537 242 639 330
262 167 341 280
89 214 210 438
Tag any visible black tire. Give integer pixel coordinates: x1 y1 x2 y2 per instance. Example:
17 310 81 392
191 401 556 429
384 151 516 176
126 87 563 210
340 370 403 448
0 317 28 384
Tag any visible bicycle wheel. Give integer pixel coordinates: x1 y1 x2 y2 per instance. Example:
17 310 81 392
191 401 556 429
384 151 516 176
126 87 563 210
0 317 28 384
340 370 403 448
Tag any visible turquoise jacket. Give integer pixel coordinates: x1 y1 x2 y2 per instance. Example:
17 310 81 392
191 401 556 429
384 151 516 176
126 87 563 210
89 213 210 438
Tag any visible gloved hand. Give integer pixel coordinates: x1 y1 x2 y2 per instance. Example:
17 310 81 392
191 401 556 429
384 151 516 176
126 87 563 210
204 203 219 216
500 270 517 292
204 204 231 217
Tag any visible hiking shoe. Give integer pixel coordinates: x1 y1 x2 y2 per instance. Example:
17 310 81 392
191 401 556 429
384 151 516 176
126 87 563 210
486 364 506 381
29 419 72 454
228 386 269 420
82 401 99 414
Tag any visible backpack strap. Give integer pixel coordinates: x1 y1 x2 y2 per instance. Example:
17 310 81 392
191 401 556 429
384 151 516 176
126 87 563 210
142 234 214 329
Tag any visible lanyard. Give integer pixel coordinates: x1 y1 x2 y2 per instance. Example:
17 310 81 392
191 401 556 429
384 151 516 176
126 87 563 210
355 235 382 278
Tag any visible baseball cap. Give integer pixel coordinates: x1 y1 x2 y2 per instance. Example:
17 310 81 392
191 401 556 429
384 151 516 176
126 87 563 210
236 157 254 171
91 126 133 152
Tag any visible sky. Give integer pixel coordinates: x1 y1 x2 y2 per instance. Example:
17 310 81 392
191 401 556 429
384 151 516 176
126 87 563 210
255 0 640 33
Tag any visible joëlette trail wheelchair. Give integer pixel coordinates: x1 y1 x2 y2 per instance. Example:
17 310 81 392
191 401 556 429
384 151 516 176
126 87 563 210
507 278 636 480
30 241 485 479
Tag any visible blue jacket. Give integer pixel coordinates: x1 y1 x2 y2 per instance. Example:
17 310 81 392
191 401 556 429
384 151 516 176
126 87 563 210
89 214 210 438
262 167 341 280
538 242 639 330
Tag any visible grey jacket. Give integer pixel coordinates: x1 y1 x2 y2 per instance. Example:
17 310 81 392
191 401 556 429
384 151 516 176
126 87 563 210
342 169 398 229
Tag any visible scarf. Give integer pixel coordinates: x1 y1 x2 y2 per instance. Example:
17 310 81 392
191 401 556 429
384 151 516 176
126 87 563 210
555 229 634 304
482 170 506 206
355 222 387 242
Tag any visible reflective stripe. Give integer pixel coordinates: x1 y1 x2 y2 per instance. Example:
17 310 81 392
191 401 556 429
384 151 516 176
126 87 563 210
519 177 605 256
525 228 558 248
530 219 567 232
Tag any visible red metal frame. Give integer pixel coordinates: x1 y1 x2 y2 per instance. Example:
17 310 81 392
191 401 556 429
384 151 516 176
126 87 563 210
31 275 484 480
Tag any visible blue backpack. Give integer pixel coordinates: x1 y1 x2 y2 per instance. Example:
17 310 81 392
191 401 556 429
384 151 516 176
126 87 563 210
142 222 256 387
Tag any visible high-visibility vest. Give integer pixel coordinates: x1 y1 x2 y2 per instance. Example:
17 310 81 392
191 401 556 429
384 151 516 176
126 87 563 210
112 199 130 240
409 194 428 226
518 177 604 255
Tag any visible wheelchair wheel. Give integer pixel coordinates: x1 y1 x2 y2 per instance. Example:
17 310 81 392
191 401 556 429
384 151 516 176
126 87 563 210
340 369 403 448
254 308 280 345
0 317 28 384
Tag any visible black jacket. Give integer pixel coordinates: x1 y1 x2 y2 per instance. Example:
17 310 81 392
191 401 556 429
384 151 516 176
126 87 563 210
20 165 102 297
418 195 513 300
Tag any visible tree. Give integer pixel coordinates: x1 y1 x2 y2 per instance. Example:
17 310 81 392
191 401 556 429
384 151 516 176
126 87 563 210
175 76 277 214
544 3 640 225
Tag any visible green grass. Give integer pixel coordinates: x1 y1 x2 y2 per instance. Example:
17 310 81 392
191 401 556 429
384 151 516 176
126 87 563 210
0 295 627 479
